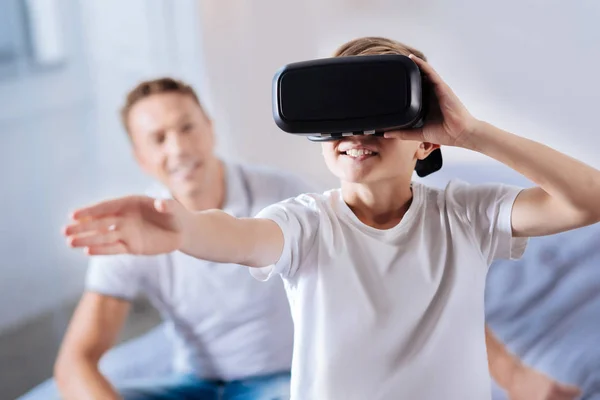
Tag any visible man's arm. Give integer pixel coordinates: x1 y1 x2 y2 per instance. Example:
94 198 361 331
486 326 581 400
54 292 130 400
463 122 600 238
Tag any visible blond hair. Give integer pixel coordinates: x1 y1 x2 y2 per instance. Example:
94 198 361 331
333 36 427 60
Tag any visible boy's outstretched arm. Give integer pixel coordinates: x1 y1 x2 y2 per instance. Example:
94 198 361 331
64 196 284 267
386 54 600 238
179 210 285 268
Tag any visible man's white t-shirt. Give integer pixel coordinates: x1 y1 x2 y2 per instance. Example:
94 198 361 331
85 162 315 381
251 180 529 400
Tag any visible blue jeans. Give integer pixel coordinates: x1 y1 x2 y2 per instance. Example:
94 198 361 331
117 371 291 400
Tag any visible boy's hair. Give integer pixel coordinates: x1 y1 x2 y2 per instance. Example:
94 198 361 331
120 77 206 135
333 36 427 60
332 37 442 177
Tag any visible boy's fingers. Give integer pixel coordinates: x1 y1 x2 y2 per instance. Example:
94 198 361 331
409 54 452 99
85 242 128 256
64 217 119 236
71 197 131 220
383 129 424 141
409 54 444 86
154 198 183 216
154 198 173 214
68 231 121 248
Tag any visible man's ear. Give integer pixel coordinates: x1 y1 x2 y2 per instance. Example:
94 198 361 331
203 116 216 149
416 142 441 161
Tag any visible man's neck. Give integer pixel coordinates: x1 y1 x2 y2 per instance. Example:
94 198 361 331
341 175 414 229
177 159 226 212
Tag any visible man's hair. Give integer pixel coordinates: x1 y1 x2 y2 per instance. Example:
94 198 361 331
333 36 427 60
120 77 206 135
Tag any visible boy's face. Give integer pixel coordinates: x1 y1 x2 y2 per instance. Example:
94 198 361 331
321 135 431 184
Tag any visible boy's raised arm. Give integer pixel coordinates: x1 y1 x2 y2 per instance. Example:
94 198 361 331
462 121 600 238
385 54 600 238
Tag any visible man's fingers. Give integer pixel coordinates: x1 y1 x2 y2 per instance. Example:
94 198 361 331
85 242 128 256
555 382 581 397
68 230 121 248
64 217 119 236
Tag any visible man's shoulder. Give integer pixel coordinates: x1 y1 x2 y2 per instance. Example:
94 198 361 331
237 162 304 183
234 162 319 201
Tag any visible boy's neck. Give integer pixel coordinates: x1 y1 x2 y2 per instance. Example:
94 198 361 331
342 177 414 230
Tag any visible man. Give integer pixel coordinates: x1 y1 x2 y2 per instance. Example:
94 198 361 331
54 78 312 400
54 77 577 400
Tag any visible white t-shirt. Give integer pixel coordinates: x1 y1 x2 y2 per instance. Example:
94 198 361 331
86 162 315 380
251 180 529 400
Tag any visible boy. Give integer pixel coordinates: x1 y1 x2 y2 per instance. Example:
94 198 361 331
64 37 599 399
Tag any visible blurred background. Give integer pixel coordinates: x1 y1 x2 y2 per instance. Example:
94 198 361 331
1 0 599 399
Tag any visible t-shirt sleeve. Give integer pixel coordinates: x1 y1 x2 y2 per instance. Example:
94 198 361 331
447 180 529 264
85 255 147 300
249 195 320 282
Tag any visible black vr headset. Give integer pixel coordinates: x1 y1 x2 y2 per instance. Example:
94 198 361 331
272 54 442 177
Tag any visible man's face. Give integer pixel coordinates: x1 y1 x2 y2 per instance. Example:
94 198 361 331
321 135 428 184
127 92 217 198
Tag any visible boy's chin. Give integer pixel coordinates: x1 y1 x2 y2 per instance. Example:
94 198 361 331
336 170 379 185
336 167 409 186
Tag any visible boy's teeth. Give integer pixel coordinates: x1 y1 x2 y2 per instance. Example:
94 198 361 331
345 149 373 157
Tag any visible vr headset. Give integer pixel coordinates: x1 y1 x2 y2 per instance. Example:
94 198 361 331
272 54 442 177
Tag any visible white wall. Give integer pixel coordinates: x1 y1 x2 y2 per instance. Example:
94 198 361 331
0 0 97 333
80 0 210 196
195 0 600 177
0 0 208 333
196 0 338 190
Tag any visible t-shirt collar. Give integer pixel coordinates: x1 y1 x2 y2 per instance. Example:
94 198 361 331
336 182 423 238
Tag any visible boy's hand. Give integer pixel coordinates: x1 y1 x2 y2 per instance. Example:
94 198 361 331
64 196 186 256
506 363 581 400
384 54 479 147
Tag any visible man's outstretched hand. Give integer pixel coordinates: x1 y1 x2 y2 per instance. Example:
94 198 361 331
64 196 186 256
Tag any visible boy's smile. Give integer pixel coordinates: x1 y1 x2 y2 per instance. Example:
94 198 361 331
323 135 416 184
337 140 380 162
